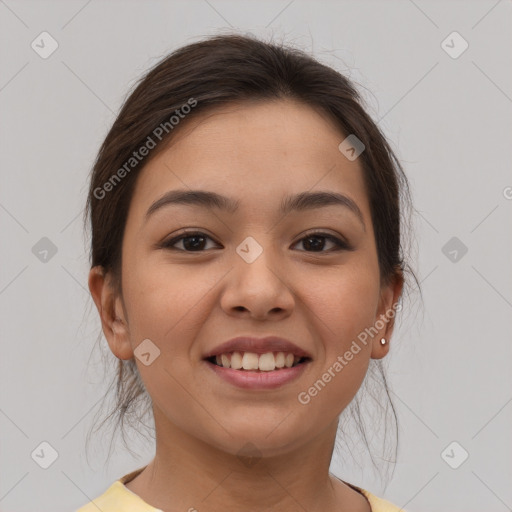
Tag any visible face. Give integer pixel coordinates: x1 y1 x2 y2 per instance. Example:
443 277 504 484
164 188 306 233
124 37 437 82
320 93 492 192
89 99 402 459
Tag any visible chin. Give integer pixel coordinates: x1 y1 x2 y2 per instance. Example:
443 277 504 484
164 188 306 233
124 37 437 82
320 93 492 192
209 421 312 460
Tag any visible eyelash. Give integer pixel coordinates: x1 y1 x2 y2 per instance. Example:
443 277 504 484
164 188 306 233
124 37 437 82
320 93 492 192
160 230 352 253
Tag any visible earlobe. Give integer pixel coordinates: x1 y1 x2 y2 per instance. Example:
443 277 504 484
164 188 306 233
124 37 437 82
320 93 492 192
370 272 404 359
88 266 134 360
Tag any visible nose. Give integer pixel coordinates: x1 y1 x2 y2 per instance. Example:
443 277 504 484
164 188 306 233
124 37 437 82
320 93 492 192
220 243 295 320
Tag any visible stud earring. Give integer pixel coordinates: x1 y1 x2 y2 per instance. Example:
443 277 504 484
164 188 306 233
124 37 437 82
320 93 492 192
380 337 387 346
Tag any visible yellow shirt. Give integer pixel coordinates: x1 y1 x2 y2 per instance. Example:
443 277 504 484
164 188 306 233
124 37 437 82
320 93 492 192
76 466 405 512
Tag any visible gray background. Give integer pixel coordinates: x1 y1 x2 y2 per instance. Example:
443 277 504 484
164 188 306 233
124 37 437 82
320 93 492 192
1 1 511 511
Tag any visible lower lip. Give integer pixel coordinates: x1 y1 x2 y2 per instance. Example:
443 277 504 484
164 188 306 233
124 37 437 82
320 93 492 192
204 360 310 389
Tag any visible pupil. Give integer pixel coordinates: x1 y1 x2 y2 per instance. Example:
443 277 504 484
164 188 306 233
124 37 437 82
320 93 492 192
184 235 205 251
304 236 324 251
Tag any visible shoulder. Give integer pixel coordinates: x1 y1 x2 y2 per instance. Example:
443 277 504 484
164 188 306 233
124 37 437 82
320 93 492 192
75 471 402 512
75 477 162 512
358 488 405 512
341 476 405 512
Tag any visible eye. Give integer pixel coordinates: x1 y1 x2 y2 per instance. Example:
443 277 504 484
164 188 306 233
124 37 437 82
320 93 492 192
161 230 351 253
161 231 220 252
292 231 351 253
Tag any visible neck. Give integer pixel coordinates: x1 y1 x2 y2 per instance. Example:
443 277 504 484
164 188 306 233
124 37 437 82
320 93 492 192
124 406 370 512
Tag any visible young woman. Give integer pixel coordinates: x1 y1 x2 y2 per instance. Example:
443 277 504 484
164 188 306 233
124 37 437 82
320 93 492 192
77 33 416 512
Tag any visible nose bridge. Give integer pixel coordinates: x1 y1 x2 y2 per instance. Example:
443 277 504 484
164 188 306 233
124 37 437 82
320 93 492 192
234 234 284 284
222 234 294 316
235 234 269 266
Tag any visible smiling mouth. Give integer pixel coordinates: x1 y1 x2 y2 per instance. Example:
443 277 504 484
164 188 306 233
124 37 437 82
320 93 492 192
205 352 311 372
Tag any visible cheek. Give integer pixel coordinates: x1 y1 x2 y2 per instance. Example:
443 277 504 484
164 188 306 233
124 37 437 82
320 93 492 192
121 259 210 421
122 254 216 347
305 261 380 344
297 269 378 414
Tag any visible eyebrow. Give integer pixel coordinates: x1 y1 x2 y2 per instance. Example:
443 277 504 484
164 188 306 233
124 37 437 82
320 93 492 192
145 189 366 230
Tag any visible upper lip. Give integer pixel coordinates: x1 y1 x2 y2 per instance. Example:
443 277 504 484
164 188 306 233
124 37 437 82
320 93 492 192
203 336 313 360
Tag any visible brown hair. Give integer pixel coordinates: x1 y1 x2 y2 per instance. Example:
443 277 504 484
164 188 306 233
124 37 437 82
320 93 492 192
84 33 420 480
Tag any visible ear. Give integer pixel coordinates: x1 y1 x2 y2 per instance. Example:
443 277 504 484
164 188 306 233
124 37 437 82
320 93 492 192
370 270 404 359
88 266 133 360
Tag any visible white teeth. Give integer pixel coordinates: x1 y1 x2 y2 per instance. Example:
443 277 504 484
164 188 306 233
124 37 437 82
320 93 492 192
221 354 230 368
258 352 275 371
230 351 243 370
212 351 304 371
241 352 259 370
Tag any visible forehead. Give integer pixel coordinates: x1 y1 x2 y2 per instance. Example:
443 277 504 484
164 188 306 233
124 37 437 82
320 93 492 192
128 99 371 224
